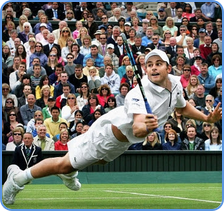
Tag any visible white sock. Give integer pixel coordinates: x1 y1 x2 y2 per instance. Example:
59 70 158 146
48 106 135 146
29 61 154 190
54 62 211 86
14 168 34 186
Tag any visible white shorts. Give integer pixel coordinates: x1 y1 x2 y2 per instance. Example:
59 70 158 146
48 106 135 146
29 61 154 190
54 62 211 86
68 124 131 170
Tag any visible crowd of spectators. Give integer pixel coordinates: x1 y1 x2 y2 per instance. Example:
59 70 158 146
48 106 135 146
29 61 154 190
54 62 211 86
2 2 222 155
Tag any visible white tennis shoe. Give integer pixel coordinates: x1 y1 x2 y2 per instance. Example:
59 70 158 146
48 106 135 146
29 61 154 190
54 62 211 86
58 171 81 191
3 165 24 205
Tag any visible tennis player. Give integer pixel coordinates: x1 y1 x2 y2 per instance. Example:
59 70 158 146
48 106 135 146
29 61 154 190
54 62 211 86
3 49 222 205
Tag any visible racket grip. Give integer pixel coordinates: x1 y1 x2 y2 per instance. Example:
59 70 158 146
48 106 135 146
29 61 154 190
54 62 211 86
145 101 159 132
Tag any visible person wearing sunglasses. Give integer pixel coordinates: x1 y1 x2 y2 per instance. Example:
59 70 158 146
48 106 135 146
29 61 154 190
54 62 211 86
2 83 18 108
6 127 24 151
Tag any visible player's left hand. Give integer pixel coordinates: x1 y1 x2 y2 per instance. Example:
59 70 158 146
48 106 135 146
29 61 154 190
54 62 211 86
206 102 222 123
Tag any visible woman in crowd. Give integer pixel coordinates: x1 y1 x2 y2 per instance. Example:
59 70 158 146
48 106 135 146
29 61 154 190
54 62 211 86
115 83 130 107
208 54 222 80
191 55 203 76
3 98 17 123
97 84 114 107
58 27 72 49
162 17 178 37
6 127 24 151
15 44 27 63
36 85 51 109
106 24 113 38
200 122 214 141
104 96 117 113
84 13 98 39
108 7 123 22
54 129 70 151
136 54 146 77
184 37 196 60
71 43 84 66
80 35 92 56
149 16 163 38
209 78 222 99
162 129 181 150
76 82 90 110
72 21 83 40
117 56 131 79
29 42 47 67
3 109 20 144
189 25 198 40
44 51 59 76
52 122 68 142
172 55 185 76
87 66 101 93
16 15 31 33
88 109 103 126
35 75 54 100
127 28 136 45
71 121 84 138
82 93 105 124
2 45 14 68
62 93 79 123
26 110 44 133
185 75 200 98
75 27 88 47
64 9 76 21
25 37 36 68
118 17 125 33
180 18 190 35
69 110 85 137
182 3 195 21
142 132 162 150
61 37 75 63
162 30 172 47
50 46 64 65
3 21 16 42
18 22 32 44
205 127 222 151
80 10 90 22
132 17 143 35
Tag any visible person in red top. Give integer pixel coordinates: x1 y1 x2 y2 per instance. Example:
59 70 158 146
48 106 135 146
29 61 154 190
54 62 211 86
96 84 114 107
54 129 70 151
199 35 212 60
191 56 203 76
180 65 191 89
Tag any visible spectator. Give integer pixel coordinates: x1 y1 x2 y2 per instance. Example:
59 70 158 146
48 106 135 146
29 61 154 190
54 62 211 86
33 15 52 35
108 7 123 22
64 53 76 76
80 35 92 57
6 127 24 151
107 26 121 47
213 28 222 53
45 2 65 21
121 65 135 89
11 132 43 170
97 33 108 57
3 98 17 124
55 83 71 109
157 8 167 22
26 110 44 134
191 55 202 76
61 38 75 64
207 42 222 67
185 75 200 98
180 65 191 89
104 96 117 113
91 30 102 47
194 28 206 48
72 21 83 40
192 84 206 107
181 126 205 150
54 71 75 98
117 56 131 79
83 13 98 39
20 94 41 126
200 122 214 142
131 35 145 57
142 132 162 150
197 63 215 95
3 21 16 42
81 124 90 134
172 55 185 76
115 83 130 107
205 127 222 151
149 16 163 38
44 51 59 76
141 27 153 47
58 27 72 49
54 129 70 151
214 87 222 108
98 55 112 78
31 118 48 138
69 110 85 137
82 93 105 124
88 109 103 126
43 33 61 57
70 43 84 66
61 93 79 123
209 78 222 99
162 17 178 37
162 129 181 150
42 97 56 120
75 26 88 47
17 85 32 107
44 106 67 138
208 54 222 80
2 83 18 108
204 95 215 115
33 125 55 150
64 9 76 21
76 82 90 110
176 25 189 47
52 21 68 44
87 66 101 93
171 46 190 66
35 23 49 43
2 45 13 68
70 121 84 138
30 64 42 89
83 44 104 68
199 35 212 60
29 42 48 67
96 84 114 107
49 63 63 86
36 85 51 109
15 44 27 63
101 64 120 95
105 44 119 71
26 57 47 76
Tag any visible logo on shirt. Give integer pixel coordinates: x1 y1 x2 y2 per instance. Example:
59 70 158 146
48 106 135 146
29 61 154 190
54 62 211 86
132 98 140 102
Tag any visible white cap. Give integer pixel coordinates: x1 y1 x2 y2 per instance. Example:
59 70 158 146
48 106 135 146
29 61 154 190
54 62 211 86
107 43 114 49
40 23 48 28
145 49 170 64
124 22 131 26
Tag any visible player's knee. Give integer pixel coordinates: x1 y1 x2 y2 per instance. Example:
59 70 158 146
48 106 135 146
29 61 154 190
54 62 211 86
55 156 74 174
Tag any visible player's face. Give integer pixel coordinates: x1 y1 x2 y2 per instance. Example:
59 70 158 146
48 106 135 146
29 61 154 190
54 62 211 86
146 56 171 87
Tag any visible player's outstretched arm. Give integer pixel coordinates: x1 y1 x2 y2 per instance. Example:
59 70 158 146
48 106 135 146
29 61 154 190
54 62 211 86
176 102 222 123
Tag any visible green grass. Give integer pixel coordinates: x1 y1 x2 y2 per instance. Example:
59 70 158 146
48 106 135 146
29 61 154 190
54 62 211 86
3 183 222 209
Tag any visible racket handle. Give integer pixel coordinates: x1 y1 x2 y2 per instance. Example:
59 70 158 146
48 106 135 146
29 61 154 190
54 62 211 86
145 101 159 132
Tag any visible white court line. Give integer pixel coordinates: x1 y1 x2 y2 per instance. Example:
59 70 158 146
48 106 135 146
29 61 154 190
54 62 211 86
105 190 222 204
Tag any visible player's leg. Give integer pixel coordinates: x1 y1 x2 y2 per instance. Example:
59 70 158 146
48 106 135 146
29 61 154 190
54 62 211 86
3 153 80 205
